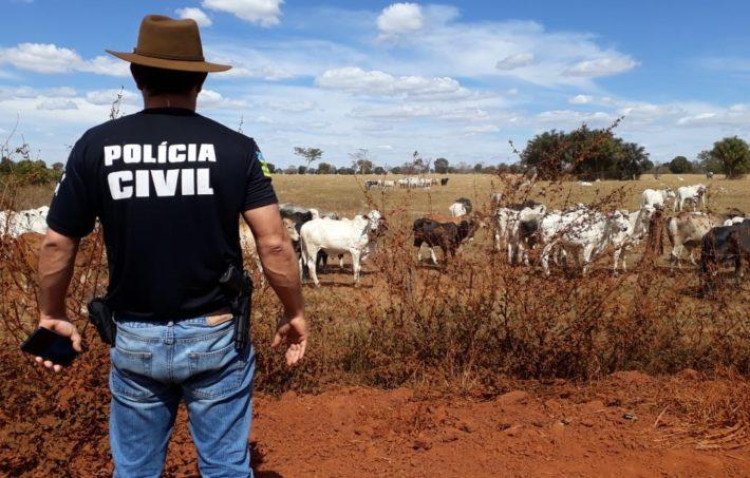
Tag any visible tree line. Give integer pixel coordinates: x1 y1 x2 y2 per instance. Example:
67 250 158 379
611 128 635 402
1 143 63 186
284 129 749 180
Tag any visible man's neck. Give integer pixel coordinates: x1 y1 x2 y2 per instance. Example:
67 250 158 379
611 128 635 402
143 94 196 111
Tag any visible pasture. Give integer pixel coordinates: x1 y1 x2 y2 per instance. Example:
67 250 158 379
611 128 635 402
3 173 750 475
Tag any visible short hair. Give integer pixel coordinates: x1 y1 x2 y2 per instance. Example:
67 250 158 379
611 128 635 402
130 63 207 96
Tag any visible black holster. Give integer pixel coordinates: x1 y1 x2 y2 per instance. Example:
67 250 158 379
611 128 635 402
87 298 116 346
219 265 253 354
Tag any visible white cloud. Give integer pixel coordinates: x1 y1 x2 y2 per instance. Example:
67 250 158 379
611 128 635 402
85 89 140 106
564 55 638 77
496 53 535 71
464 124 500 135
0 43 80 74
569 94 594 105
316 67 469 99
377 3 424 38
0 43 129 76
202 0 283 27
36 99 78 111
176 7 213 27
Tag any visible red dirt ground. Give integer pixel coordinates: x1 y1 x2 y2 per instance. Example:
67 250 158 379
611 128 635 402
236 375 750 477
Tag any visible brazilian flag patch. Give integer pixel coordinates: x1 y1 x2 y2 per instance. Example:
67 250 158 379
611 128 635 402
257 151 272 178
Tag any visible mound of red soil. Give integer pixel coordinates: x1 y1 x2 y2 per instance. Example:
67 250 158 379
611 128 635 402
249 384 750 477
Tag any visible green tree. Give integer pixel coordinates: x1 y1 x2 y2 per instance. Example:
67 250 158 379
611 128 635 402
297 165 307 175
697 149 723 174
293 147 323 169
349 149 375 174
373 166 386 175
473 163 483 173
317 162 335 174
434 157 449 174
521 126 650 181
710 136 750 179
668 156 693 174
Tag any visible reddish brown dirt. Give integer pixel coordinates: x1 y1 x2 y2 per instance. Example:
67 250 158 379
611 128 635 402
247 382 750 478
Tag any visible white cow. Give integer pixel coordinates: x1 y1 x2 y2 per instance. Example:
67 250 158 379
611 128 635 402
674 184 707 212
496 203 547 264
0 206 50 238
610 207 656 272
541 210 630 276
300 210 382 287
723 216 747 227
640 188 674 209
449 202 467 217
537 205 591 267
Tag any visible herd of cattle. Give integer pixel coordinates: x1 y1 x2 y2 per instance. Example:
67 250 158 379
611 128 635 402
1 180 748 295
365 176 450 190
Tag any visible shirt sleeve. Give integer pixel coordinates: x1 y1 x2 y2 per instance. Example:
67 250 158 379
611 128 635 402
243 142 278 211
46 138 97 238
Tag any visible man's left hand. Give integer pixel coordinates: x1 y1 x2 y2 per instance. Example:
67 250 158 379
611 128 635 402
35 316 83 373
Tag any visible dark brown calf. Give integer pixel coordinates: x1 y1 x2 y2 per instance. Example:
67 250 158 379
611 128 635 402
413 218 476 265
700 221 750 296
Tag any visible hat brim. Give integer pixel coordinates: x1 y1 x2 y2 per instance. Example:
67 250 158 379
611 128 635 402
106 50 231 73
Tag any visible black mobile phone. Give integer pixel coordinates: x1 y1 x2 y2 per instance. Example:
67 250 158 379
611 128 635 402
20 327 78 367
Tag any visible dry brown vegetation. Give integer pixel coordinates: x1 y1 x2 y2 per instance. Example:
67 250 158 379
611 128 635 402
3 173 750 475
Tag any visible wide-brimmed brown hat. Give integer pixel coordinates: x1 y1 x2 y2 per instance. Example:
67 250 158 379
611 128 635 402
106 15 231 73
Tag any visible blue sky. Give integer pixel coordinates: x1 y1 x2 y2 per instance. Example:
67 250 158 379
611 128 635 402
0 0 748 168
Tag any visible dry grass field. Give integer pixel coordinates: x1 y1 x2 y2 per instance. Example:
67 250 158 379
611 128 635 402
4 173 750 476
273 173 750 217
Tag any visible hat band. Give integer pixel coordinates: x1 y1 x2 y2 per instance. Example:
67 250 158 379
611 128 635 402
133 48 205 62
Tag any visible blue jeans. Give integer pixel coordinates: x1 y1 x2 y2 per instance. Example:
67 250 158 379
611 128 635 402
109 315 255 478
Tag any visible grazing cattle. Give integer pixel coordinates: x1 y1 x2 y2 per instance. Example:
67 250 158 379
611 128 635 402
578 181 593 187
449 197 473 217
383 180 395 189
493 200 545 252
299 210 383 287
541 210 630 276
724 216 747 227
675 184 707 211
537 204 591 266
665 212 724 265
506 204 547 265
0 206 49 238
610 207 656 272
413 218 476 265
706 171 714 180
365 180 381 190
440 178 449 186
700 222 750 295
490 192 503 208
640 188 675 209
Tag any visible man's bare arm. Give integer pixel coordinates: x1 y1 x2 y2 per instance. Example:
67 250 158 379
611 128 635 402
36 229 83 371
242 204 307 365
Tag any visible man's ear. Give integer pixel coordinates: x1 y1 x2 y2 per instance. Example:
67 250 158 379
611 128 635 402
130 64 145 92
195 73 208 94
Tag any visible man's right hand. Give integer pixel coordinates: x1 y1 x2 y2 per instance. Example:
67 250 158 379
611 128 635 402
35 316 83 373
271 315 308 366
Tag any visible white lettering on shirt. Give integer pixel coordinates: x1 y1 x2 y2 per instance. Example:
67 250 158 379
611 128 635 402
108 171 133 200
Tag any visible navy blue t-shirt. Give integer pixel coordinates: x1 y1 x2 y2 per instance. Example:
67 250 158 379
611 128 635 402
47 107 277 320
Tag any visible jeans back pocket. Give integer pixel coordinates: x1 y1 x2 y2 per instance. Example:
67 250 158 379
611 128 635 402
186 343 245 400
